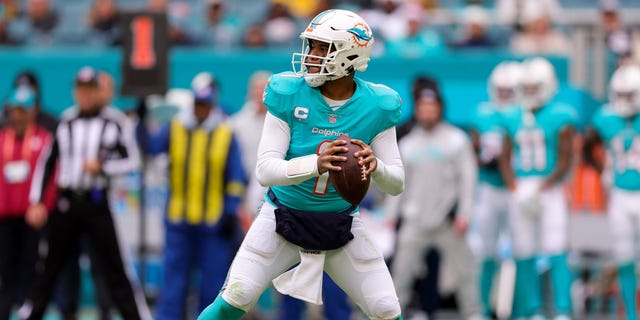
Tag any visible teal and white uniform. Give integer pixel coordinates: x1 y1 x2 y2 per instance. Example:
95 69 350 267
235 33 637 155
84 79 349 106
502 103 579 179
502 102 578 318
592 106 640 193
592 106 640 320
264 72 401 213
470 102 511 317
210 72 405 320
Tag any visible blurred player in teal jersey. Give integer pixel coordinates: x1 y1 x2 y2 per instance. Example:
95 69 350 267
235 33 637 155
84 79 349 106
470 61 523 319
198 9 405 320
583 64 640 320
500 57 578 320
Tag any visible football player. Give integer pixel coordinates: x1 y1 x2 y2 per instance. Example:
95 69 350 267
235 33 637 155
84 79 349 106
583 64 640 320
470 61 523 319
499 57 578 320
198 9 405 320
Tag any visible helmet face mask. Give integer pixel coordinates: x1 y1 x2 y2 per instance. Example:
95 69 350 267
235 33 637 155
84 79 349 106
292 9 374 87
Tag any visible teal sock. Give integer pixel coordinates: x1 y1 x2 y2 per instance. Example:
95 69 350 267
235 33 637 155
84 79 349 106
618 262 638 320
513 258 541 318
197 295 246 320
550 254 573 315
480 258 498 316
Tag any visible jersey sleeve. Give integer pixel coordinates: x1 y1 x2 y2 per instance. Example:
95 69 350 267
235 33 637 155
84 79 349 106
554 103 580 129
369 82 402 132
263 72 304 123
590 107 612 142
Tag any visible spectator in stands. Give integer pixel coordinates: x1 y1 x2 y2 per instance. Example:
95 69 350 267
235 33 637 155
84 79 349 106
509 1 571 56
0 86 57 320
387 75 481 320
384 9 447 58
148 0 198 46
274 0 321 19
155 72 246 320
9 0 59 45
202 0 241 49
242 23 267 48
496 0 562 31
600 0 639 66
88 0 121 46
451 5 497 48
263 2 297 47
360 0 409 42
12 71 57 133
0 1 21 45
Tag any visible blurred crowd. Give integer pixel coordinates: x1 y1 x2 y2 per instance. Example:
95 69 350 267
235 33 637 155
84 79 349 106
0 0 639 62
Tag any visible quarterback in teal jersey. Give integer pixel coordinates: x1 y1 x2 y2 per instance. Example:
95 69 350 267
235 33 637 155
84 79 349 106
584 64 640 320
470 61 523 318
198 9 405 320
499 58 578 320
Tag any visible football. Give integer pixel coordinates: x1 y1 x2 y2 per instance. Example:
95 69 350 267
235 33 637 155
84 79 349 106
330 135 371 206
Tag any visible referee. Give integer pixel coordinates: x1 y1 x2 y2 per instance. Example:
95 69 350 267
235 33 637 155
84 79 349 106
19 67 150 320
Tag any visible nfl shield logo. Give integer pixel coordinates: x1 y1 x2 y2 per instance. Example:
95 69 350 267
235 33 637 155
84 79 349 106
328 114 337 124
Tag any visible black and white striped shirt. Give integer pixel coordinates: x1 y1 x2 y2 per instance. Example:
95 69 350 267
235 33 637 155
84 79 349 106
30 106 141 203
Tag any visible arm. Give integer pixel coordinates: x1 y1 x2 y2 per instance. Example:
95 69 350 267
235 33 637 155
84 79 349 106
145 122 171 156
29 136 59 204
102 119 142 176
583 127 604 173
470 128 481 162
499 135 516 191
541 125 574 190
223 135 247 216
27 135 59 229
255 112 319 186
455 136 478 222
368 127 404 196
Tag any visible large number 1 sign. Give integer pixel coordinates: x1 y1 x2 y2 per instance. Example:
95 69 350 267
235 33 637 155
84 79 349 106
121 11 168 96
130 16 156 70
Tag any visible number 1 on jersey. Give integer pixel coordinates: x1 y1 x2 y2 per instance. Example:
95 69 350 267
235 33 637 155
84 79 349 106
313 140 332 195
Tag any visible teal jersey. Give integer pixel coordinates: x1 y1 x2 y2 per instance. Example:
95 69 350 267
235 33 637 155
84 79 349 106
501 103 579 178
473 102 506 188
264 72 402 213
592 106 640 190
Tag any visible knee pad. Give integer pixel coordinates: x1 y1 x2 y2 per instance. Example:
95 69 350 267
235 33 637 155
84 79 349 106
220 277 261 311
368 295 401 320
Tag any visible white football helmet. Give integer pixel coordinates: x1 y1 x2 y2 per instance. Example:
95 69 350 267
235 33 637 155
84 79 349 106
609 64 640 117
292 9 374 87
488 61 523 107
520 57 558 111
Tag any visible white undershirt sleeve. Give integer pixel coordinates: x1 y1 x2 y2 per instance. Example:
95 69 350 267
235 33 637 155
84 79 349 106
370 127 404 195
255 112 319 187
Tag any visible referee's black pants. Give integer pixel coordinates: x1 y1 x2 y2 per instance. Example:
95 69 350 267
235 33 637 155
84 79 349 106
20 192 146 320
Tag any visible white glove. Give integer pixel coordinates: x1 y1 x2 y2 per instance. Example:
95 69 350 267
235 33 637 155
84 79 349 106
514 181 542 216
479 132 503 165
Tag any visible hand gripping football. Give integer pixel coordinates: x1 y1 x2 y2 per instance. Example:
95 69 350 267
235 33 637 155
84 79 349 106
329 135 370 206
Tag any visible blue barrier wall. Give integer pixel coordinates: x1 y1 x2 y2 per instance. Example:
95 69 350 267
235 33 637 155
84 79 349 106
0 48 597 126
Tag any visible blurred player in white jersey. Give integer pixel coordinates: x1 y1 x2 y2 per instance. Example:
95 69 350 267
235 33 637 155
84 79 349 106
470 61 523 319
500 58 578 320
583 64 640 320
